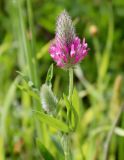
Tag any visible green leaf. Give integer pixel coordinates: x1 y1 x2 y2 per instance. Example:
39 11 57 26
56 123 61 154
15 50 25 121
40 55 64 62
33 110 69 133
72 88 80 117
1 77 19 138
36 139 55 160
17 71 37 89
17 71 41 102
99 6 114 82
63 94 70 111
45 64 53 87
16 71 29 82
17 83 40 103
63 94 78 131
69 107 78 131
51 136 64 155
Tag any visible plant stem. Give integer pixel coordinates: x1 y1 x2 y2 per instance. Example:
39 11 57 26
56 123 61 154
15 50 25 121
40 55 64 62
103 104 124 160
63 68 74 160
26 0 47 143
62 134 71 160
68 68 73 101
17 0 46 144
17 0 33 81
27 0 39 89
65 136 71 160
98 3 114 84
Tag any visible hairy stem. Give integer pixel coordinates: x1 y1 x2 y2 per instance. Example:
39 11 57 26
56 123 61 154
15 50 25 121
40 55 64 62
63 68 74 160
69 68 73 101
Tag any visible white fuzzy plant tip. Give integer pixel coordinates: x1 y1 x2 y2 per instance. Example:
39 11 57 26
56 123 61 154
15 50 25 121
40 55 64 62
56 10 76 46
40 84 58 114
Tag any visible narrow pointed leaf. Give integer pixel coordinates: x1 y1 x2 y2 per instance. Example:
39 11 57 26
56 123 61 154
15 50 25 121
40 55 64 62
45 64 53 87
33 110 69 133
36 139 55 160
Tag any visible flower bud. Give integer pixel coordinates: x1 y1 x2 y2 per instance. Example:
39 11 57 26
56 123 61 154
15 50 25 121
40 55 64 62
40 84 58 114
89 24 98 36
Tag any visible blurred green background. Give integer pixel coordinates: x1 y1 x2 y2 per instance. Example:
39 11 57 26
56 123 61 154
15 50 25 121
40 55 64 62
0 0 124 160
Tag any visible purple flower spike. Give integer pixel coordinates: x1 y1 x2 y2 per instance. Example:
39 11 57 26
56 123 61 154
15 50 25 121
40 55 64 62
49 10 89 69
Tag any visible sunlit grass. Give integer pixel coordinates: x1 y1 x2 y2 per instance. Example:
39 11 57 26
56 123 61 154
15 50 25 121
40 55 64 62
0 0 124 160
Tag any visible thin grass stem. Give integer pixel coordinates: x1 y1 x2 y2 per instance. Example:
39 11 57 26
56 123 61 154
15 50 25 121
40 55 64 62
103 104 124 160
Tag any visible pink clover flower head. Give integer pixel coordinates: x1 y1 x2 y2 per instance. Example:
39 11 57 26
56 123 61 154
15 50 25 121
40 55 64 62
49 10 89 69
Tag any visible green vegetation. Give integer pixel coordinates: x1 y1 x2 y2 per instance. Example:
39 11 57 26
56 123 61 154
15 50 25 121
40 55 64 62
0 0 124 160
